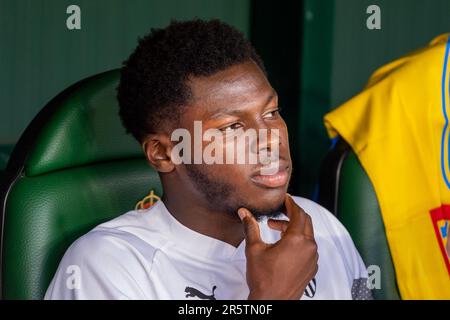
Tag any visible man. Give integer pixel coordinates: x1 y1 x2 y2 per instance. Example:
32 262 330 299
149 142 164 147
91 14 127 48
45 19 371 300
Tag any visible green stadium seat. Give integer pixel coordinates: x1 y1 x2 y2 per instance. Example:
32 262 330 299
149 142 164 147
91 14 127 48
0 70 162 299
318 139 401 300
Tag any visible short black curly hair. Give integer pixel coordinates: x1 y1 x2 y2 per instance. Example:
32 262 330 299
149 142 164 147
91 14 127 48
117 19 266 143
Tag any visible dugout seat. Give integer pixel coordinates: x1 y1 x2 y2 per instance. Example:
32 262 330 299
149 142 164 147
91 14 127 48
318 138 401 300
0 70 162 299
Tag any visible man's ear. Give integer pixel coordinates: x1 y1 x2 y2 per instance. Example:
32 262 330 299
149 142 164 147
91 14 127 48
142 134 175 173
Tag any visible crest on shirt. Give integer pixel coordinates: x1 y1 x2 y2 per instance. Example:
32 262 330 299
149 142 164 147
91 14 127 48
135 190 160 210
430 205 450 275
303 277 317 298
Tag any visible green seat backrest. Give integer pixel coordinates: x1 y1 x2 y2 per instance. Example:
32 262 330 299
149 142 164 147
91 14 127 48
0 70 162 299
318 140 401 300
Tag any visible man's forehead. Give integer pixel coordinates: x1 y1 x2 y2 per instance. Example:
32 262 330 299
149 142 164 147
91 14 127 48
188 61 272 105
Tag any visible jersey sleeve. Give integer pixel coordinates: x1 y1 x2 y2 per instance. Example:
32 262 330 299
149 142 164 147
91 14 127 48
316 204 373 300
44 228 157 300
292 196 373 300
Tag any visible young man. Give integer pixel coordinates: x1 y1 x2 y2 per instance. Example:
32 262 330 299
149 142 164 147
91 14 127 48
45 19 371 300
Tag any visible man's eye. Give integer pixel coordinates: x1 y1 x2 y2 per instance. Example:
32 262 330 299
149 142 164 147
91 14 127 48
220 123 242 132
264 108 281 118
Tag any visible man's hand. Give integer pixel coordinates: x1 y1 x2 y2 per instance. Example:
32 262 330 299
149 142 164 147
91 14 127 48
239 194 319 300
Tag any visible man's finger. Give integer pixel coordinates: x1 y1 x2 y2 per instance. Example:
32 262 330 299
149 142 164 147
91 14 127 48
303 213 315 240
283 194 306 234
238 208 262 245
267 219 289 233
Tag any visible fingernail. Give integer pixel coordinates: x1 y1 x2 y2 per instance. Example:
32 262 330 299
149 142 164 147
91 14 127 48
238 209 246 221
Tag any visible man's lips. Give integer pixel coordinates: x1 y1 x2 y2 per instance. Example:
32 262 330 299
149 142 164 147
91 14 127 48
250 166 290 188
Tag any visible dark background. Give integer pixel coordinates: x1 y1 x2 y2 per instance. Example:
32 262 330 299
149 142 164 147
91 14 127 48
1 0 450 197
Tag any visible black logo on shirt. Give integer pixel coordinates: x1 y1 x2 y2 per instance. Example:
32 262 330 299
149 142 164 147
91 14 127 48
185 285 217 300
304 278 317 298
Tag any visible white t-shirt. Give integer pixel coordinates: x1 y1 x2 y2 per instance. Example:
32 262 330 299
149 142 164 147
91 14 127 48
45 196 371 300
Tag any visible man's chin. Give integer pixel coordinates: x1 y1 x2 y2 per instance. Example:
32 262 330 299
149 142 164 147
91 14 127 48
239 195 285 222
238 185 287 219
251 204 285 221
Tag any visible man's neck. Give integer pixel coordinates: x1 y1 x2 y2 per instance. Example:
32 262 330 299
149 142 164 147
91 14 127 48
161 192 245 248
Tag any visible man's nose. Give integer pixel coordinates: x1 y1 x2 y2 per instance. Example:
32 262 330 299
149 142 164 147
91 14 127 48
250 122 281 156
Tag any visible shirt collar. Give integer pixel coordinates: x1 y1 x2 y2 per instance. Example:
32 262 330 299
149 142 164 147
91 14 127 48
146 200 247 261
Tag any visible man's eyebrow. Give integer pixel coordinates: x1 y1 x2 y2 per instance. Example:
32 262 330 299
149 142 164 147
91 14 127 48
208 90 278 120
